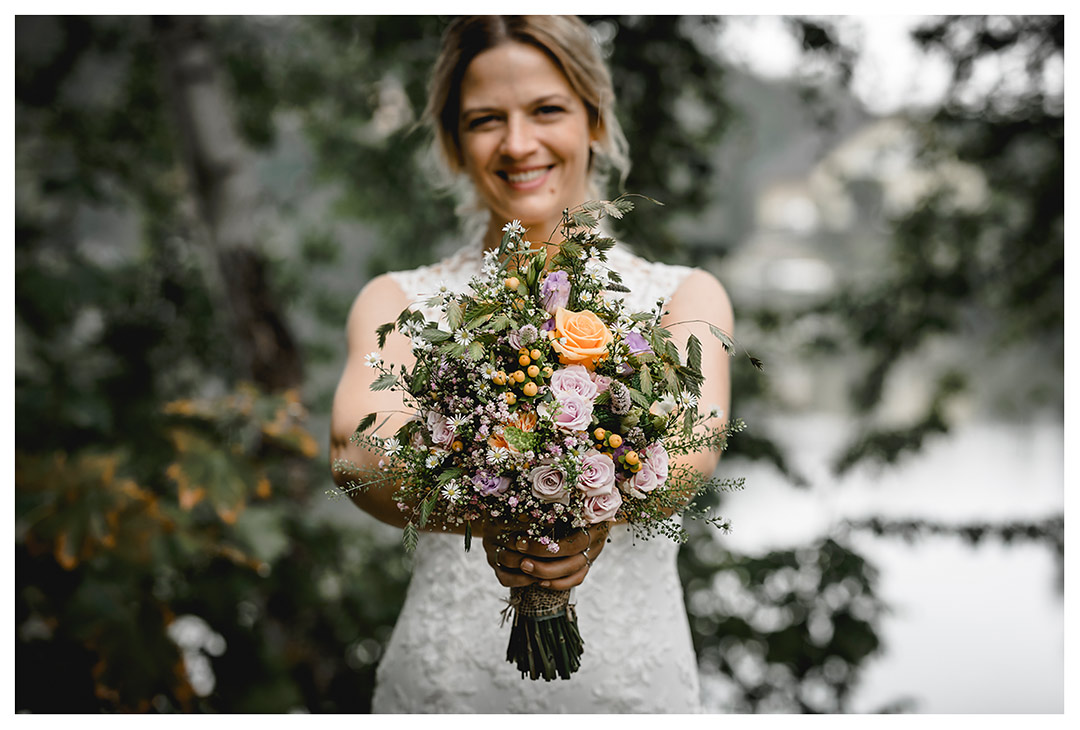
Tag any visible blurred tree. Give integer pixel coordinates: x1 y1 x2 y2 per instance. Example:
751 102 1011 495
16 14 1062 714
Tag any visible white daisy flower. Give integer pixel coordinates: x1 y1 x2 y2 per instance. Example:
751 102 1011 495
487 447 509 465
411 336 432 352
454 330 473 346
449 413 470 430
442 481 463 503
680 393 699 408
482 363 498 380
382 437 402 457
502 219 524 235
425 452 445 469
364 352 382 368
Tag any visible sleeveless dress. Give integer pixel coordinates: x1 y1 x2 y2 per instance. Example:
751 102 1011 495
372 239 702 713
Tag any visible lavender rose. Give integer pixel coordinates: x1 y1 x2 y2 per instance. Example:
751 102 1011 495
539 391 593 432
472 471 511 496
626 442 670 497
623 331 653 356
577 449 616 497
425 411 455 447
529 463 569 505
582 488 623 524
539 270 572 314
590 372 612 394
640 442 669 484
549 365 599 402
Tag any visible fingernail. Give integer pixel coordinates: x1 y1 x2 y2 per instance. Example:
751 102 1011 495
540 581 551 588
521 560 534 572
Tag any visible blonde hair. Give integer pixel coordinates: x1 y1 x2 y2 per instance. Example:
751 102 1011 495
424 15 630 206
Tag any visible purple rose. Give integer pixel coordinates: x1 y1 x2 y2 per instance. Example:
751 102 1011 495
539 270 571 314
577 449 616 497
549 365 599 402
538 392 593 432
582 488 623 524
590 373 612 394
541 318 556 333
623 331 653 356
472 471 511 496
640 442 669 484
425 411 455 447
529 463 569 505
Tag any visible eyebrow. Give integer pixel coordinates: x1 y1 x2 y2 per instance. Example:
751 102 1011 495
460 94 574 119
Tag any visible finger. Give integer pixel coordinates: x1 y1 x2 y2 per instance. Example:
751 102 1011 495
494 566 537 588
538 564 590 591
494 548 527 571
518 556 580 580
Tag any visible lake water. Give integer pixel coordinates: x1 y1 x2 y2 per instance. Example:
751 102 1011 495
709 413 1064 713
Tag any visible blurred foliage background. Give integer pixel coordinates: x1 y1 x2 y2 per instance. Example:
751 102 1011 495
14 15 1062 713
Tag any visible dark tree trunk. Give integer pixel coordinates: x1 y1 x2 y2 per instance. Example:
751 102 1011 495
152 15 303 391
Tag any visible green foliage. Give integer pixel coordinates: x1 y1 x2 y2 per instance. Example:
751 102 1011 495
679 529 890 713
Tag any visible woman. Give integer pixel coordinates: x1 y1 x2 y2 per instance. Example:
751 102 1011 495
330 16 732 713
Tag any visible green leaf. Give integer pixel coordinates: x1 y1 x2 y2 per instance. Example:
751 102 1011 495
638 365 652 397
446 301 464 331
376 322 395 349
403 521 419 552
355 413 377 434
370 372 398 391
628 388 652 409
464 522 472 552
419 490 438 527
422 327 451 343
687 334 702 373
708 323 736 354
437 467 465 485
467 342 485 361
489 314 512 332
571 211 598 229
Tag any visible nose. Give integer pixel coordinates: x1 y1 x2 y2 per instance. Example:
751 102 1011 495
499 115 539 159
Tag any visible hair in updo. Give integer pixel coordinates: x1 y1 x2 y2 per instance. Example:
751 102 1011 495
424 15 630 201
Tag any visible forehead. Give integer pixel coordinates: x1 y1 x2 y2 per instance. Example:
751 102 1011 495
459 42 577 109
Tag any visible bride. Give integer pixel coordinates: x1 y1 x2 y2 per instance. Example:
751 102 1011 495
330 16 733 713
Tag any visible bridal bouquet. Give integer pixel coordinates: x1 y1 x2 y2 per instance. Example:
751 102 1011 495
336 197 750 681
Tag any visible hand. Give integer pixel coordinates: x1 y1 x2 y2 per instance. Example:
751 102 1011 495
483 526 608 591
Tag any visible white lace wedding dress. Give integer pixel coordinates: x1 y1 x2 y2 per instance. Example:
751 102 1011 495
372 239 703 713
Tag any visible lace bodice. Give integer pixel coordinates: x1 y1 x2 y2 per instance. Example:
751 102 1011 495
373 239 701 713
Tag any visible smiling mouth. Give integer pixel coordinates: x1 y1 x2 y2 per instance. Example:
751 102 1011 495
497 166 554 184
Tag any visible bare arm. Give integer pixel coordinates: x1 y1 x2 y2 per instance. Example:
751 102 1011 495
329 274 421 529
661 268 734 480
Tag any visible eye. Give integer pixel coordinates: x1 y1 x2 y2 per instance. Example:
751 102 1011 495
466 115 500 130
535 105 566 117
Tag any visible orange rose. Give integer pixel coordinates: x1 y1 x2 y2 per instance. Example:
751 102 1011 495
551 307 613 370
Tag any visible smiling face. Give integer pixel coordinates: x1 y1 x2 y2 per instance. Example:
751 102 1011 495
457 42 596 245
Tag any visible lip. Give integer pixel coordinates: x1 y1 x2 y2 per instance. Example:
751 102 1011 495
497 165 554 191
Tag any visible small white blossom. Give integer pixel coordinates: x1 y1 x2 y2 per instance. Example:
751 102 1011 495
482 363 498 380
449 413 470 430
425 452 445 469
680 393 699 408
411 336 432 352
454 330 473 346
442 481 463 503
382 437 402 457
364 352 382 368
502 219 524 235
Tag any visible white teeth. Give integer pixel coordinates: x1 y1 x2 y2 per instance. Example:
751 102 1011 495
506 168 547 184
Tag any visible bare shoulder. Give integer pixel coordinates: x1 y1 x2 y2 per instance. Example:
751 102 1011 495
345 273 412 349
670 268 734 330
